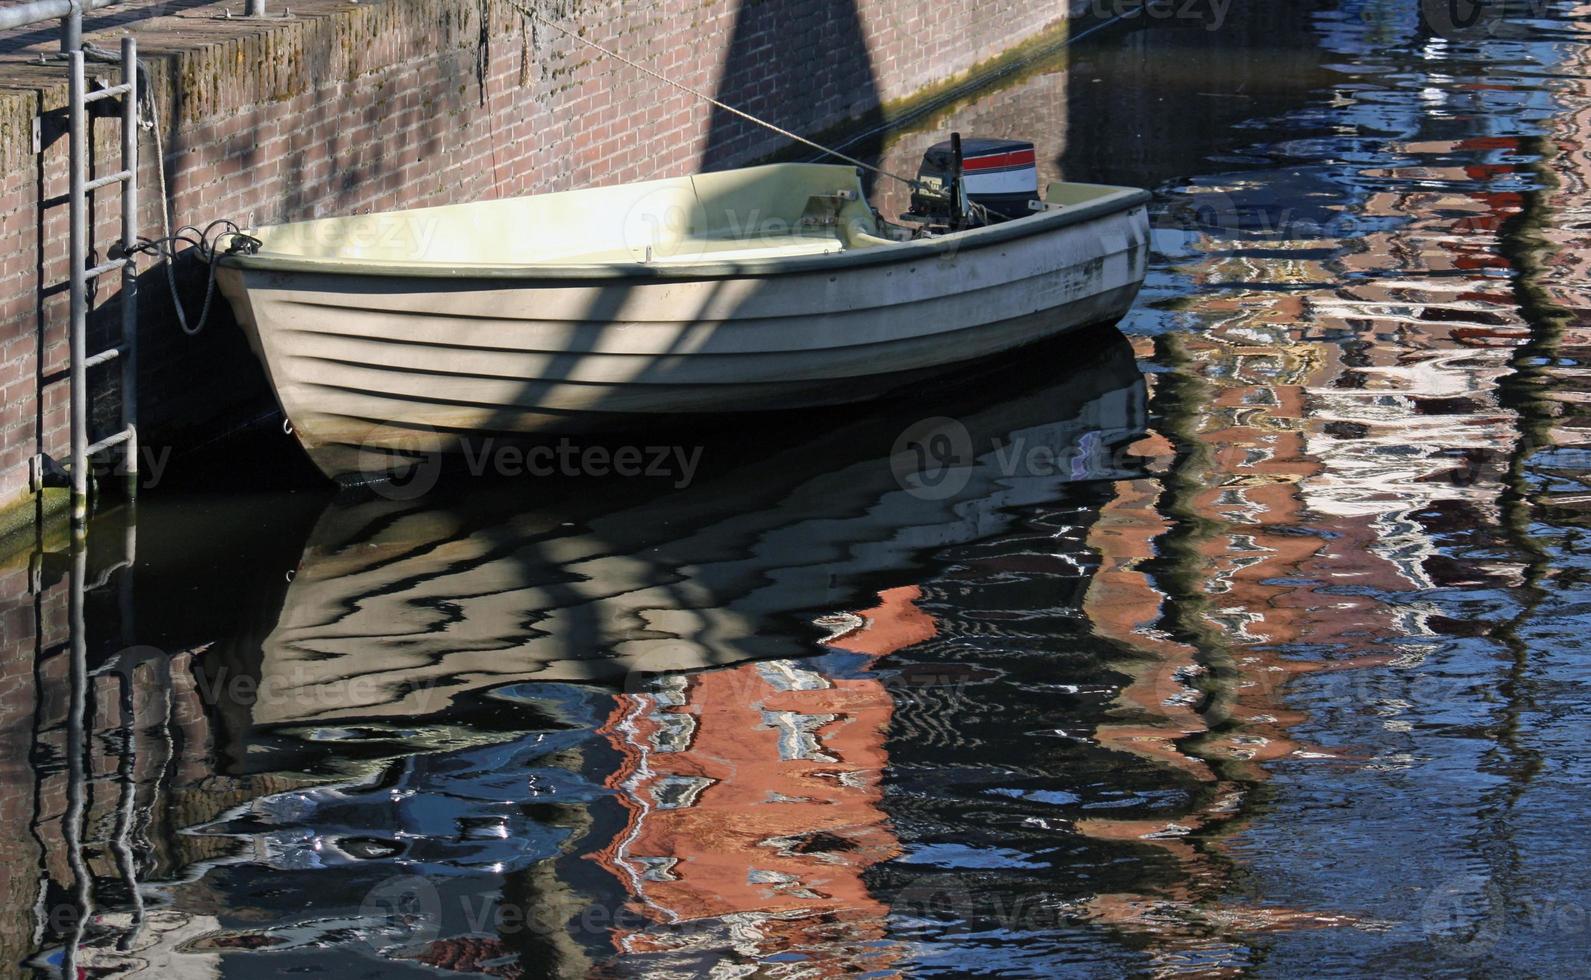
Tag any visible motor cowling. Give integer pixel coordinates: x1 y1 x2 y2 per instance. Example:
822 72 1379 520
907 137 1040 228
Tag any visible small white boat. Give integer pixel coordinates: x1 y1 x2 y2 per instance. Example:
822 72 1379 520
216 154 1150 481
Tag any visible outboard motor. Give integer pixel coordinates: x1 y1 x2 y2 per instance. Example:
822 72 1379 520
904 134 1040 232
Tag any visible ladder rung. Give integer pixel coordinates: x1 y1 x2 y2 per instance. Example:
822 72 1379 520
84 256 128 280
84 558 133 596
83 82 133 105
84 169 133 193
83 346 122 369
86 428 133 456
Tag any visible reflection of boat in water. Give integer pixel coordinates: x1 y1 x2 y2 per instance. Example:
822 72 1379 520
151 327 1149 975
202 327 1148 736
214 161 1150 480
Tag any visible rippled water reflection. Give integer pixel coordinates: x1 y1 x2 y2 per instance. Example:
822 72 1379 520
11 1 1591 976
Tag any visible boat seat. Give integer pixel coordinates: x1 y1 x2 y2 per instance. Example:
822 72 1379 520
556 233 848 266
651 234 846 263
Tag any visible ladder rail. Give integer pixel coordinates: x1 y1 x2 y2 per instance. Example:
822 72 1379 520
64 37 139 533
120 34 138 496
62 0 81 54
67 49 88 527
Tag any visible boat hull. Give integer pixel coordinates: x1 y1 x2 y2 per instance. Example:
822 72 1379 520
218 198 1150 481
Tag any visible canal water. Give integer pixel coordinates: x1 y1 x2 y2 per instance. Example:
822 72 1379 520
19 1 1591 975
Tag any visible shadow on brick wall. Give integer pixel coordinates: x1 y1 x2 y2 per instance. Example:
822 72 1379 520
703 0 879 171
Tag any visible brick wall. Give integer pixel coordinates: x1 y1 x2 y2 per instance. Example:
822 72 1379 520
0 0 1074 513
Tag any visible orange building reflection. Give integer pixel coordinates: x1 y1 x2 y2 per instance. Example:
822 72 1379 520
593 586 934 970
1056 27 1572 959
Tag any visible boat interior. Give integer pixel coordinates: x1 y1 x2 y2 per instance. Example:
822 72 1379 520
240 163 1132 269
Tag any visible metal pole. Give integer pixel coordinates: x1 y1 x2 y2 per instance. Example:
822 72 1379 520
0 0 127 34
60 0 81 54
121 35 138 499
68 51 89 532
245 0 267 16
949 131 965 231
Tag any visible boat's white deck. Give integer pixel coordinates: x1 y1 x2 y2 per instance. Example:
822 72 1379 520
244 164 880 268
230 165 1143 275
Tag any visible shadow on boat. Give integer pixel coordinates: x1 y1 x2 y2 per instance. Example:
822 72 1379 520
186 323 1149 772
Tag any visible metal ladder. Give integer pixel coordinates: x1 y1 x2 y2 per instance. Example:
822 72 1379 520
59 37 140 533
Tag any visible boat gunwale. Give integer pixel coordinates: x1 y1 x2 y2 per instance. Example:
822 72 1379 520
218 184 1151 282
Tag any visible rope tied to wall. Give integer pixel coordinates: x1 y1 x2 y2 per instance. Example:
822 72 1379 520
126 220 258 337
139 63 236 336
83 41 246 335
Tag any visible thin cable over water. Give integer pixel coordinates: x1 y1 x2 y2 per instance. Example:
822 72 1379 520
507 0 923 190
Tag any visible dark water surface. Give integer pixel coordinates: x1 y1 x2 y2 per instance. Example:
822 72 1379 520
18 1 1591 976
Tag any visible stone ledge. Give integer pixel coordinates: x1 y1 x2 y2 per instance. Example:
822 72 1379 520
0 0 513 175
0 485 67 564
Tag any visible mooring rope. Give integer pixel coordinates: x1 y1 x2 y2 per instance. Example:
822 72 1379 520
143 114 217 336
80 41 260 335
505 0 924 190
